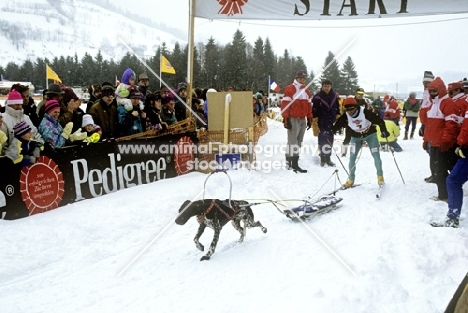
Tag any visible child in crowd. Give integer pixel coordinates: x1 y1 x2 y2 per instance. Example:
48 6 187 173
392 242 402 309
7 121 43 167
117 89 146 136
115 68 136 108
81 114 102 143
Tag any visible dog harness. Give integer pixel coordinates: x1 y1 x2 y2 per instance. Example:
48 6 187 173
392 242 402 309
197 199 241 224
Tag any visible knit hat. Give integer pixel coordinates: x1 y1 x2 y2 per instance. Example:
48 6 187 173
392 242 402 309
129 89 142 99
82 114 94 128
45 99 61 114
7 90 23 105
62 88 79 104
13 121 32 138
422 71 435 83
46 83 64 95
295 70 308 79
356 87 365 95
255 92 263 99
161 93 174 105
343 97 358 108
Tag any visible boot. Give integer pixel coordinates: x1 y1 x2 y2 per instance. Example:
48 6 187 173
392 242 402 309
285 156 293 170
410 132 414 139
325 156 335 167
320 156 326 167
291 156 307 173
378 175 385 185
403 132 408 140
342 179 354 188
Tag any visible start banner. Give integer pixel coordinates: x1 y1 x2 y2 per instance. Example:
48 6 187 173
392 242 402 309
194 0 468 20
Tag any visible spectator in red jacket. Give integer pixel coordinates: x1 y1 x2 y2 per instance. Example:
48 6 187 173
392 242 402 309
281 70 312 173
383 94 401 126
420 77 463 201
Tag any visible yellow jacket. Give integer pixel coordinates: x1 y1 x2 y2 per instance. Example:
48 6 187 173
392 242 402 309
376 120 400 143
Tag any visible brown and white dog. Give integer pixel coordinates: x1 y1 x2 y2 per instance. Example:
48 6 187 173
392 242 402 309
175 199 267 261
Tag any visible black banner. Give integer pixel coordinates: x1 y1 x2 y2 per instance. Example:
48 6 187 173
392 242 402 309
0 133 197 219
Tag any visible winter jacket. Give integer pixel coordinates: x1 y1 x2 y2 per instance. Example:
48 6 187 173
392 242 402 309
0 105 43 154
88 99 118 140
312 90 340 131
421 77 462 149
38 114 67 149
161 107 177 125
384 99 401 120
281 80 312 120
456 101 468 152
403 98 421 118
0 130 7 156
376 120 400 143
332 106 388 138
5 137 43 166
117 103 145 136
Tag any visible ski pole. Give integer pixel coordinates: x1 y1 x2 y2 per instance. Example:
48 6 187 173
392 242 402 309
385 137 406 184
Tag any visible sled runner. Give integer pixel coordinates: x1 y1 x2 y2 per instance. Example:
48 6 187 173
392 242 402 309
281 195 343 221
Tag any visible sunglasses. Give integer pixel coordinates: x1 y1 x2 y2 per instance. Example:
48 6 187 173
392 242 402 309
428 89 438 93
345 106 357 111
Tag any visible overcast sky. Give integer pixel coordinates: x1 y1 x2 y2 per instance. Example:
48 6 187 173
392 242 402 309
113 0 468 94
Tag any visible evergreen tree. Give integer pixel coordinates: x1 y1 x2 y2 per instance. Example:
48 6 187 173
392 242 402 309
201 37 220 89
263 38 277 91
251 37 266 92
277 49 293 87
223 30 247 90
319 51 343 93
340 56 359 96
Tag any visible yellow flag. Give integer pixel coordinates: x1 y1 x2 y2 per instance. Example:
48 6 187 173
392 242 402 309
46 65 62 83
161 55 176 74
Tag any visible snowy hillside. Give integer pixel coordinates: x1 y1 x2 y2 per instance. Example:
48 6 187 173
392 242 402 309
1 119 467 312
0 0 184 65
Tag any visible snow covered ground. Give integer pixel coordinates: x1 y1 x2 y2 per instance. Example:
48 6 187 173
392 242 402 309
1 119 467 313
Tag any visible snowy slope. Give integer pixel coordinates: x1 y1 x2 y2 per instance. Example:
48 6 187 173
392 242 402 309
0 0 184 66
1 119 467 312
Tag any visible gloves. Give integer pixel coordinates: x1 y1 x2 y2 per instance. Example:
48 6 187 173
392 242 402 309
307 119 312 130
380 130 390 138
422 141 428 151
61 122 73 139
83 133 101 144
283 117 292 129
455 147 466 158
312 117 320 137
69 129 88 142
419 124 425 137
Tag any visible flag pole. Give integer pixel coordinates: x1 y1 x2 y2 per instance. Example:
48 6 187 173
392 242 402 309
159 47 162 88
186 0 196 119
268 75 271 108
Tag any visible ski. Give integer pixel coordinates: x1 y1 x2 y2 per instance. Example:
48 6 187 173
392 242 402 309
430 221 459 228
328 183 362 195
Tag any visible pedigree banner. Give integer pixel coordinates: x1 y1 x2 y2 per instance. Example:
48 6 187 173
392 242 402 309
0 133 197 219
194 0 468 20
